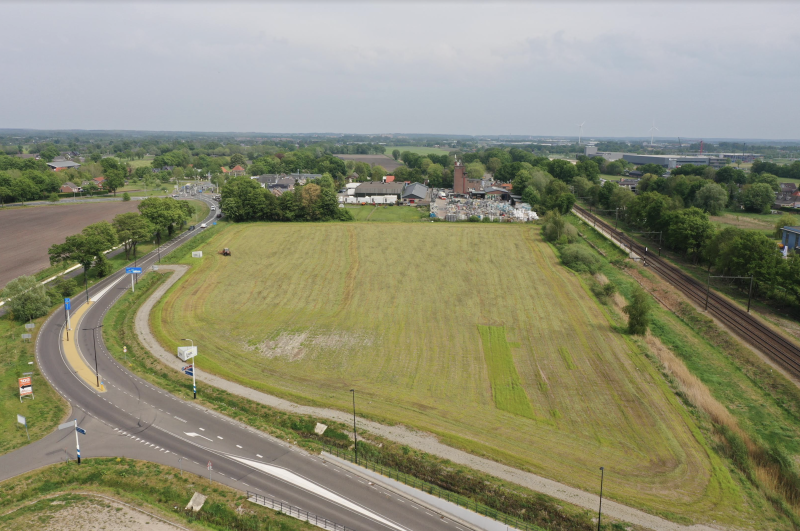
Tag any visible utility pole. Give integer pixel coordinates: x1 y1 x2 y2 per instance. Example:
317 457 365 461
82 325 103 388
597 467 605 531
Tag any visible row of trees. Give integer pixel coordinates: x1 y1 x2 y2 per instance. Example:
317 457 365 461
221 176 352 222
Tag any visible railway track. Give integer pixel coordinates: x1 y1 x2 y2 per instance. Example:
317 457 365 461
573 204 800 379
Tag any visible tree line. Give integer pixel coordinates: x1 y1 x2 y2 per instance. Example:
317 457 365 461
220 175 353 222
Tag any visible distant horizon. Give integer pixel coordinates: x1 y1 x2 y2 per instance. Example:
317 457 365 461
0 128 797 145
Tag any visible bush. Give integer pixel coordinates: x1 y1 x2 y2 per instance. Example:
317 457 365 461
48 192 59 202
560 244 602 274
624 286 651 335
122 192 131 202
53 277 78 298
1 275 51 322
467 215 480 222
95 255 113 277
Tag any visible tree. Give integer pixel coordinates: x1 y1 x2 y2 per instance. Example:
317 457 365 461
1 275 51 322
605 161 623 176
230 153 247 167
624 287 651 335
547 159 578 183
426 164 444 187
663 207 714 261
487 157 502 175
370 165 387 180
113 212 154 260
104 168 125 196
521 186 539 207
90 153 103 163
122 192 131 201
138 197 187 243
637 164 664 177
48 221 118 283
598 181 617 209
465 162 486 181
747 172 779 192
543 179 575 214
694 183 728 215
775 213 799 238
576 159 600 182
11 177 40 204
740 183 775 213
391 149 400 161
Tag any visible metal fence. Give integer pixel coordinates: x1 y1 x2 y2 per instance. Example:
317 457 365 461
246 491 355 531
324 446 544 531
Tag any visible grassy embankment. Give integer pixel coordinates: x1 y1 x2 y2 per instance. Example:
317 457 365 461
0 458 315 530
0 316 69 456
569 212 800 528
101 230 603 531
344 205 426 222
150 221 738 524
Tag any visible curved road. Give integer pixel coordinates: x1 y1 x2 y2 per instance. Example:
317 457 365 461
1 197 463 531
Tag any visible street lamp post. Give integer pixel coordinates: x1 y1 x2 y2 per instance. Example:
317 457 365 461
350 389 358 465
181 338 196 399
597 466 605 531
82 324 103 388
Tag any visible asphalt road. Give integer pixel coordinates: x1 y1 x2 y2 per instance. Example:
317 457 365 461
1 196 465 531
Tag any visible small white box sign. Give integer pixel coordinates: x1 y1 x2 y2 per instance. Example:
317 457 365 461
192 251 203 258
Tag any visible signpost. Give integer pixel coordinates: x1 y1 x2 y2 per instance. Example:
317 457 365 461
64 298 71 340
21 334 31 341
24 323 35 329
18 376 33 401
207 460 212 480
178 342 197 399
125 267 142 293
17 414 29 441
58 419 86 464
191 251 202 258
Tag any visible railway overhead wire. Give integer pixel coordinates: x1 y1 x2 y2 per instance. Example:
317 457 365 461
573 204 800 379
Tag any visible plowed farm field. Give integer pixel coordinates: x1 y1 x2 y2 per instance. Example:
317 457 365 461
155 223 733 519
0 201 140 288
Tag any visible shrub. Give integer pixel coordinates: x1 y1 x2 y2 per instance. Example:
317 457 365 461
122 192 131 202
48 192 60 202
53 277 78 298
624 286 651 335
467 215 480 222
1 275 51 321
95 255 113 277
560 244 602 274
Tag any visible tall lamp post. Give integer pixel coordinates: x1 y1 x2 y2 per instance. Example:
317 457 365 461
350 389 358 465
82 324 103 388
181 338 196 399
597 466 605 531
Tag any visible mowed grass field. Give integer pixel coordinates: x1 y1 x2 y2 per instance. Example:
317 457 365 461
155 223 733 520
344 205 426 222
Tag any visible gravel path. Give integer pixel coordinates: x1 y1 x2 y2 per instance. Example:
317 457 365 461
136 265 721 531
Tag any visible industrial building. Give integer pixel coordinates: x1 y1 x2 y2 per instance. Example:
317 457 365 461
353 181 405 198
47 160 81 171
453 161 484 195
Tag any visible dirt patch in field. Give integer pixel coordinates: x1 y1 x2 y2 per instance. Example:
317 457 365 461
0 201 140 289
251 330 374 361
335 154 404 173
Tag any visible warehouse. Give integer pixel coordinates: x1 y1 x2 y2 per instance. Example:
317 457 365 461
353 181 405 198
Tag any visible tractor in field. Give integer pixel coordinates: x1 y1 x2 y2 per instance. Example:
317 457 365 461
219 248 232 256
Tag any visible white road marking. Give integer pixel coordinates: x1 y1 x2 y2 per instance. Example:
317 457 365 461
227 455 406 531
217 436 223 439
256 454 263 458
184 432 213 441
236 445 242 448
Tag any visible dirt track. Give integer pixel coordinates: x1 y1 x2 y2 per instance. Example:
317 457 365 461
0 201 141 289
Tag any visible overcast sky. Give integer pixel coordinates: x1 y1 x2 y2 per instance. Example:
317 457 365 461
2 2 798 139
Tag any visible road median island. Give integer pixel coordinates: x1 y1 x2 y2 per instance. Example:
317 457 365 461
61 301 106 393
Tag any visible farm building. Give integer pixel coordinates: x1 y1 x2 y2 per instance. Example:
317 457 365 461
47 160 81 171
402 183 428 203
354 181 405 198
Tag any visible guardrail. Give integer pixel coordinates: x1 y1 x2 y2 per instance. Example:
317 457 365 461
246 491 355 531
324 446 543 531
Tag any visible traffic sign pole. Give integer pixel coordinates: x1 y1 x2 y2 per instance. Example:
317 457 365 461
75 419 81 464
131 271 134 293
64 298 71 341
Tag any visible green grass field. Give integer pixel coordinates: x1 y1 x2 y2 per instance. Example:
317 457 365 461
124 156 155 168
344 205 425 222
152 222 735 521
0 314 68 455
390 145 451 156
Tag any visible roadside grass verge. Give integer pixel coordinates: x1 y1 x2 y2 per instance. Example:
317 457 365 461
0 314 69 456
0 458 316 531
101 270 608 531
478 325 536 419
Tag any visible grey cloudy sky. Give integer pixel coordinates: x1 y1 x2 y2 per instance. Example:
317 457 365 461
2 2 798 139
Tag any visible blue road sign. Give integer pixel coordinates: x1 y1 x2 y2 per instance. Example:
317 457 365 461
125 267 143 274
213 222 217 226
76 427 86 435
64 298 71 310
182 364 194 376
